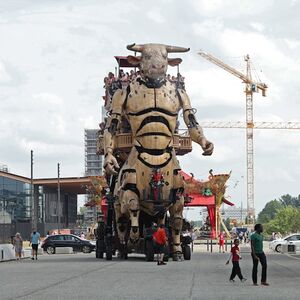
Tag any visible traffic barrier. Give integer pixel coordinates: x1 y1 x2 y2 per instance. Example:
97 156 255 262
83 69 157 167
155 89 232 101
0 244 15 261
55 247 73 254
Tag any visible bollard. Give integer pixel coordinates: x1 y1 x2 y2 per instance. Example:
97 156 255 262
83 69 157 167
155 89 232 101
207 239 209 252
210 239 213 253
1 249 3 260
225 240 228 252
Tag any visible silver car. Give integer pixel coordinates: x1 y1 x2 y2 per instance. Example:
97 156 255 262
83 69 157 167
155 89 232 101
269 233 300 252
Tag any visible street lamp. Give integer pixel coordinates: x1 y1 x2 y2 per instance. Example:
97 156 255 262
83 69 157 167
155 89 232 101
57 163 60 234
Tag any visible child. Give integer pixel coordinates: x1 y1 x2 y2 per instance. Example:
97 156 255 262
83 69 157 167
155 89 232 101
226 239 247 282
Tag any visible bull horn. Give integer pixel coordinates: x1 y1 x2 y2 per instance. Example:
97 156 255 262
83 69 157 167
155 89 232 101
165 45 190 53
127 43 144 52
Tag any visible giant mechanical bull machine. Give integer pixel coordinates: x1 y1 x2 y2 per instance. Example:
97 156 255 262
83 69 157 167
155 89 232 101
99 43 214 261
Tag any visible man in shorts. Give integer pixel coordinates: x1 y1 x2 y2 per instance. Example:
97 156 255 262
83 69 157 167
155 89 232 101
30 229 40 260
153 224 168 265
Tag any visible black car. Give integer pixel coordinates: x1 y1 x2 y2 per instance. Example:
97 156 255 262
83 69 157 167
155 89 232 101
41 234 95 254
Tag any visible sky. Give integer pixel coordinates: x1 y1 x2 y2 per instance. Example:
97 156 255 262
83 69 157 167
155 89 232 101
0 0 299 220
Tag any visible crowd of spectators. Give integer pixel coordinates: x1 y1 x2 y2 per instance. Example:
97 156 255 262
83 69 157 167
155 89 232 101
103 69 186 101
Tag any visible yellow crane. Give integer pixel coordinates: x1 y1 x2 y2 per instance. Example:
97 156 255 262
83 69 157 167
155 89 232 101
198 50 300 223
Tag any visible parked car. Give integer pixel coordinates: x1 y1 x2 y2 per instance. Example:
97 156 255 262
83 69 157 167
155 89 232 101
269 233 300 252
41 234 95 254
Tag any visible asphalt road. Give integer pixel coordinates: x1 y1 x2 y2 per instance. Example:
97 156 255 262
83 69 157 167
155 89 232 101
0 247 300 300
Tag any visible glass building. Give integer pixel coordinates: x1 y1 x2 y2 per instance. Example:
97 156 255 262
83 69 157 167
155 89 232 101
0 175 31 224
0 170 83 243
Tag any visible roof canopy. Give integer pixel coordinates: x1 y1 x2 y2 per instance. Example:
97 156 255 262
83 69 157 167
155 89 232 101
114 56 137 68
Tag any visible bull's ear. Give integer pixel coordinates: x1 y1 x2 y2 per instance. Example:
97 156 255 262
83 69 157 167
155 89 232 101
127 55 141 66
168 58 182 66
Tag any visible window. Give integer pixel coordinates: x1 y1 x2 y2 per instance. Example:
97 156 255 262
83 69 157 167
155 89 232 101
64 235 75 241
286 235 298 241
51 235 64 241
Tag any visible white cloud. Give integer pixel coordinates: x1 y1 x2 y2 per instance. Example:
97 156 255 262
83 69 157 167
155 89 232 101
33 93 63 106
250 22 265 32
0 61 11 83
185 69 244 107
146 9 165 23
283 38 300 50
190 0 274 18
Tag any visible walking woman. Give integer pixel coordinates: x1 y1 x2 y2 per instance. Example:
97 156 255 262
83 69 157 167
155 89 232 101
13 232 23 260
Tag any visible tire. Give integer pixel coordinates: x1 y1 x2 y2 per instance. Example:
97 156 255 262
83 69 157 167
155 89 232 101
106 245 113 260
82 246 91 253
46 246 55 255
145 240 154 262
275 244 282 253
183 245 191 260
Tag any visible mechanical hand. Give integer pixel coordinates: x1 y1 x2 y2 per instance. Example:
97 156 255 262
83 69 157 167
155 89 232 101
104 153 120 175
199 138 214 156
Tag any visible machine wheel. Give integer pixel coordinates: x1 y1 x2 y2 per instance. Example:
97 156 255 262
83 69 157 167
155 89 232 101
275 244 282 253
82 246 91 253
183 245 191 260
96 251 104 259
46 246 55 254
106 245 113 260
145 240 154 262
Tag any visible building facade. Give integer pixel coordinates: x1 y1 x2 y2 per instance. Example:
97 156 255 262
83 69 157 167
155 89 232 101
84 129 103 224
0 171 80 243
84 129 103 176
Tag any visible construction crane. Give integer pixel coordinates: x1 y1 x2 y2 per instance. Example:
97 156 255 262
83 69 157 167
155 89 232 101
198 50 300 223
199 121 300 129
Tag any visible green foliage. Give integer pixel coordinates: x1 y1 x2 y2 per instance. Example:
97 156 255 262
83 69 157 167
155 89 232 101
279 194 300 208
78 206 87 215
264 206 300 235
221 218 231 231
257 199 283 224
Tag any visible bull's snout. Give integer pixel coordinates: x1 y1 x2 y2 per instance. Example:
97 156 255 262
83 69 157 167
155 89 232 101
151 64 165 70
131 226 139 233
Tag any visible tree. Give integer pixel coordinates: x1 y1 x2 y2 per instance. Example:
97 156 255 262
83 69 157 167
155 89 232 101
265 206 300 235
78 206 87 215
257 200 283 224
279 194 300 208
223 218 232 231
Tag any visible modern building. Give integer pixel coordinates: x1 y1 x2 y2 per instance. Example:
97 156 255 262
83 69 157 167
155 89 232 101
0 170 91 243
84 129 103 176
84 129 103 224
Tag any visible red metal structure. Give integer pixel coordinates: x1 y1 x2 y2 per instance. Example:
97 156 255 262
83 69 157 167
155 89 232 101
181 171 234 238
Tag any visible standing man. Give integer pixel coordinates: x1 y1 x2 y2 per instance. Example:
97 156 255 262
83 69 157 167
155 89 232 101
30 229 40 260
250 224 269 286
153 224 168 265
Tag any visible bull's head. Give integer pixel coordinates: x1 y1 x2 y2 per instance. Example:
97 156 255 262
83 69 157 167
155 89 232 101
127 43 190 80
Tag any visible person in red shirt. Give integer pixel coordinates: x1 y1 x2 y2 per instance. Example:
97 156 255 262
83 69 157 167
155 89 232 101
226 239 247 282
218 231 226 253
153 224 168 265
